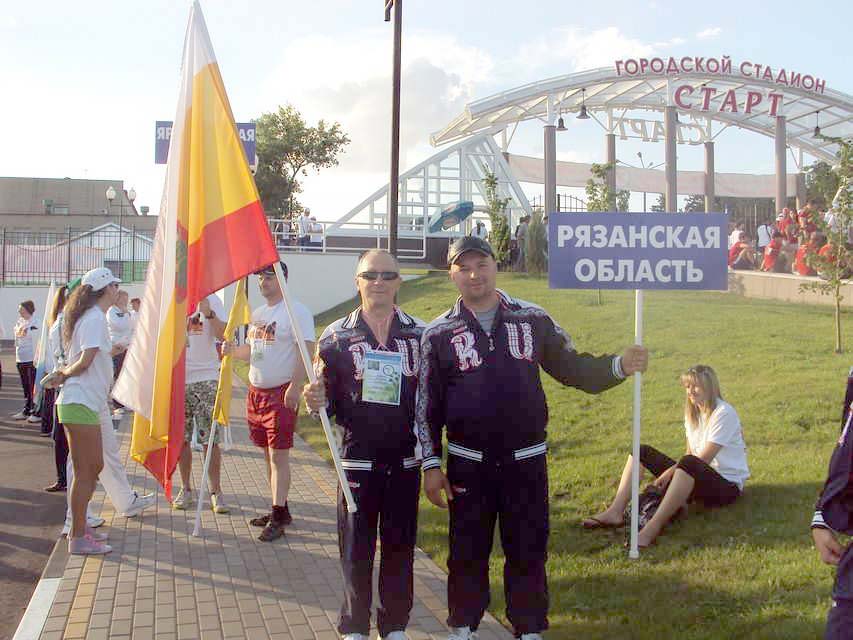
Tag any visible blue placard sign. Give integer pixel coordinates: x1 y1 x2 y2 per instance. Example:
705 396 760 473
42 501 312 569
154 121 256 164
548 212 728 290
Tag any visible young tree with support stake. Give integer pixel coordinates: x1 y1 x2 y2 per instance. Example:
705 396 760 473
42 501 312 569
801 136 853 354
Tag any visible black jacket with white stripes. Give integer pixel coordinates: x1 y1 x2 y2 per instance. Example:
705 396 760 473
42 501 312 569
315 307 426 464
812 373 853 534
415 290 625 471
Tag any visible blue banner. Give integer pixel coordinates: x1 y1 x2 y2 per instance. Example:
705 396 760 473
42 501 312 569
548 212 728 290
154 121 256 164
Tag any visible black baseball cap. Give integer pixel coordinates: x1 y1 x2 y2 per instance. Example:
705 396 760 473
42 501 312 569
447 236 495 266
255 260 288 278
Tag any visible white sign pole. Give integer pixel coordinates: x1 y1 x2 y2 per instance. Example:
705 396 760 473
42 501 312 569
192 418 218 537
272 262 357 513
628 289 644 559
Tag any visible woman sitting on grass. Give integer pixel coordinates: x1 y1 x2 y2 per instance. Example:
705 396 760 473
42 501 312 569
581 365 750 547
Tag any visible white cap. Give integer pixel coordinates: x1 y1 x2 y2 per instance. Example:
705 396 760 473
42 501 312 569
81 267 121 291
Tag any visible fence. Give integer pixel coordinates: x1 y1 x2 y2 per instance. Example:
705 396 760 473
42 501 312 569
0 228 153 285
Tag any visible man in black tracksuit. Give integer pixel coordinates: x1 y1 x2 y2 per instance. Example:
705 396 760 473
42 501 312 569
812 370 853 639
416 237 648 639
304 249 423 640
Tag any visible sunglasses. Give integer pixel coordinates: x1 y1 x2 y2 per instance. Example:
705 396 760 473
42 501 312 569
357 271 399 281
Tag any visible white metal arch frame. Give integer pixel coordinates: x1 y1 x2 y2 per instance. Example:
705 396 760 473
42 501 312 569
431 66 853 162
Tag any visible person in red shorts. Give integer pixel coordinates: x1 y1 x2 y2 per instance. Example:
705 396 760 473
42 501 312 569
225 261 315 541
794 232 823 276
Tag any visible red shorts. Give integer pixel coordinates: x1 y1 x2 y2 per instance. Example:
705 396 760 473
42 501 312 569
247 383 297 450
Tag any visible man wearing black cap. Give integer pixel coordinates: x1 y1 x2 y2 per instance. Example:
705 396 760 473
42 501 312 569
416 236 648 640
225 261 314 541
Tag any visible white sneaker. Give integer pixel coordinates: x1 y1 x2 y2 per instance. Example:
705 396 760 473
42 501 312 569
520 635 544 640
448 628 476 640
342 635 367 640
122 492 156 517
27 415 42 424
172 487 194 510
381 632 409 640
12 411 27 420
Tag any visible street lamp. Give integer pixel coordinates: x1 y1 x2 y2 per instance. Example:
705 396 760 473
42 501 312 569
126 188 136 280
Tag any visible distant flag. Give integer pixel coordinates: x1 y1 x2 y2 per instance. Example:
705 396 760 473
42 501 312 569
212 278 251 428
112 1 278 497
33 281 58 407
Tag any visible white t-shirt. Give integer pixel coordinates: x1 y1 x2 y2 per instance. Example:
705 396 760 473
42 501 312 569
14 316 38 363
107 306 133 348
186 295 227 384
309 222 323 243
248 299 314 389
48 315 63 374
297 215 311 237
685 399 750 490
756 224 772 247
57 307 114 413
471 224 488 240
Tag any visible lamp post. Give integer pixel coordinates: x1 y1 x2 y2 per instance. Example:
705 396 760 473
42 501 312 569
105 187 117 273
127 188 136 280
384 0 402 257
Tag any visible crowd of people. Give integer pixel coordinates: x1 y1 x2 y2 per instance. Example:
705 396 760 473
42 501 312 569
727 198 851 278
5 232 851 639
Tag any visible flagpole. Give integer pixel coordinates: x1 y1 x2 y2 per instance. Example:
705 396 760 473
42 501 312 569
272 262 357 513
629 289 643 559
192 419 218 537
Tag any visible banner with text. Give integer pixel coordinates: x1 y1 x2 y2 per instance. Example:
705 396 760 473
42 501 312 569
548 213 728 290
155 120 256 164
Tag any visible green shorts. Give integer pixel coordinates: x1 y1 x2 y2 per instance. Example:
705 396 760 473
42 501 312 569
57 403 100 425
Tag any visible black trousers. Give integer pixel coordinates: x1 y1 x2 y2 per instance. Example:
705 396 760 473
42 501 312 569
639 444 740 508
16 361 36 415
447 454 549 635
43 389 68 485
112 352 126 409
40 386 56 434
827 543 853 639
338 465 420 637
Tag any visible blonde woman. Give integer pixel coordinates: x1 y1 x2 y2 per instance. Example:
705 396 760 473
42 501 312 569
582 365 749 547
52 268 121 555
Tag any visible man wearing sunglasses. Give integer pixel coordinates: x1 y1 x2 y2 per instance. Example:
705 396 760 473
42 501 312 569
415 236 649 640
303 249 424 640
224 260 314 542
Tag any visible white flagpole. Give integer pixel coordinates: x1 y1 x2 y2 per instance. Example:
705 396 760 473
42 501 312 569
272 262 357 513
192 418 218 537
629 289 643 559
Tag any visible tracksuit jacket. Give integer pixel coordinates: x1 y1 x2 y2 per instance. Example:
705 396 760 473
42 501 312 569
416 289 625 469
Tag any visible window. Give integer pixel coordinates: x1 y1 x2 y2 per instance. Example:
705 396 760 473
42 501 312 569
53 205 69 215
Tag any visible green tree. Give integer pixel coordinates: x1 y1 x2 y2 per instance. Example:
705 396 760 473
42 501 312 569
683 194 705 212
805 160 841 205
800 137 853 354
254 105 350 218
650 193 665 212
525 209 548 275
482 167 511 266
585 163 630 212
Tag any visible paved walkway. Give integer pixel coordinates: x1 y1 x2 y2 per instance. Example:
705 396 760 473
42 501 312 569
34 398 512 640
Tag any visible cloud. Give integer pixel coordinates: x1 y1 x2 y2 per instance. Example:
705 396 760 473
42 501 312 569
514 26 686 73
696 27 722 39
0 16 18 30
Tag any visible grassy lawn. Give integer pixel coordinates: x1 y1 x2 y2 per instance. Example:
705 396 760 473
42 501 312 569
297 272 851 639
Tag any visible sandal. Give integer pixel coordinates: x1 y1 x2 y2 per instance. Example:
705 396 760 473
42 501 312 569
581 516 624 530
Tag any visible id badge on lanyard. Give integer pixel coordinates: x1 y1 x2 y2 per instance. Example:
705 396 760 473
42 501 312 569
361 350 403 406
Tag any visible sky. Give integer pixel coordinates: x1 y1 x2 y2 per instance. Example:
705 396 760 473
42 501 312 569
1 0 850 219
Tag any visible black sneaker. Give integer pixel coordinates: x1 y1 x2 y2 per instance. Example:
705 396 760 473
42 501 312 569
258 520 285 542
279 504 293 526
250 513 271 527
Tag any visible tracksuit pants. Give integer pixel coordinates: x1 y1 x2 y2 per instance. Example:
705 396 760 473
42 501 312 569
446 453 549 635
65 406 138 526
16 361 36 415
337 463 420 637
827 543 853 639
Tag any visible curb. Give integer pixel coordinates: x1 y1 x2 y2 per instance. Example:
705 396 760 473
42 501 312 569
12 534 68 640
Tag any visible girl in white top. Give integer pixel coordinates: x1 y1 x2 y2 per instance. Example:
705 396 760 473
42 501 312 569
583 365 749 548
13 300 39 420
50 267 121 555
